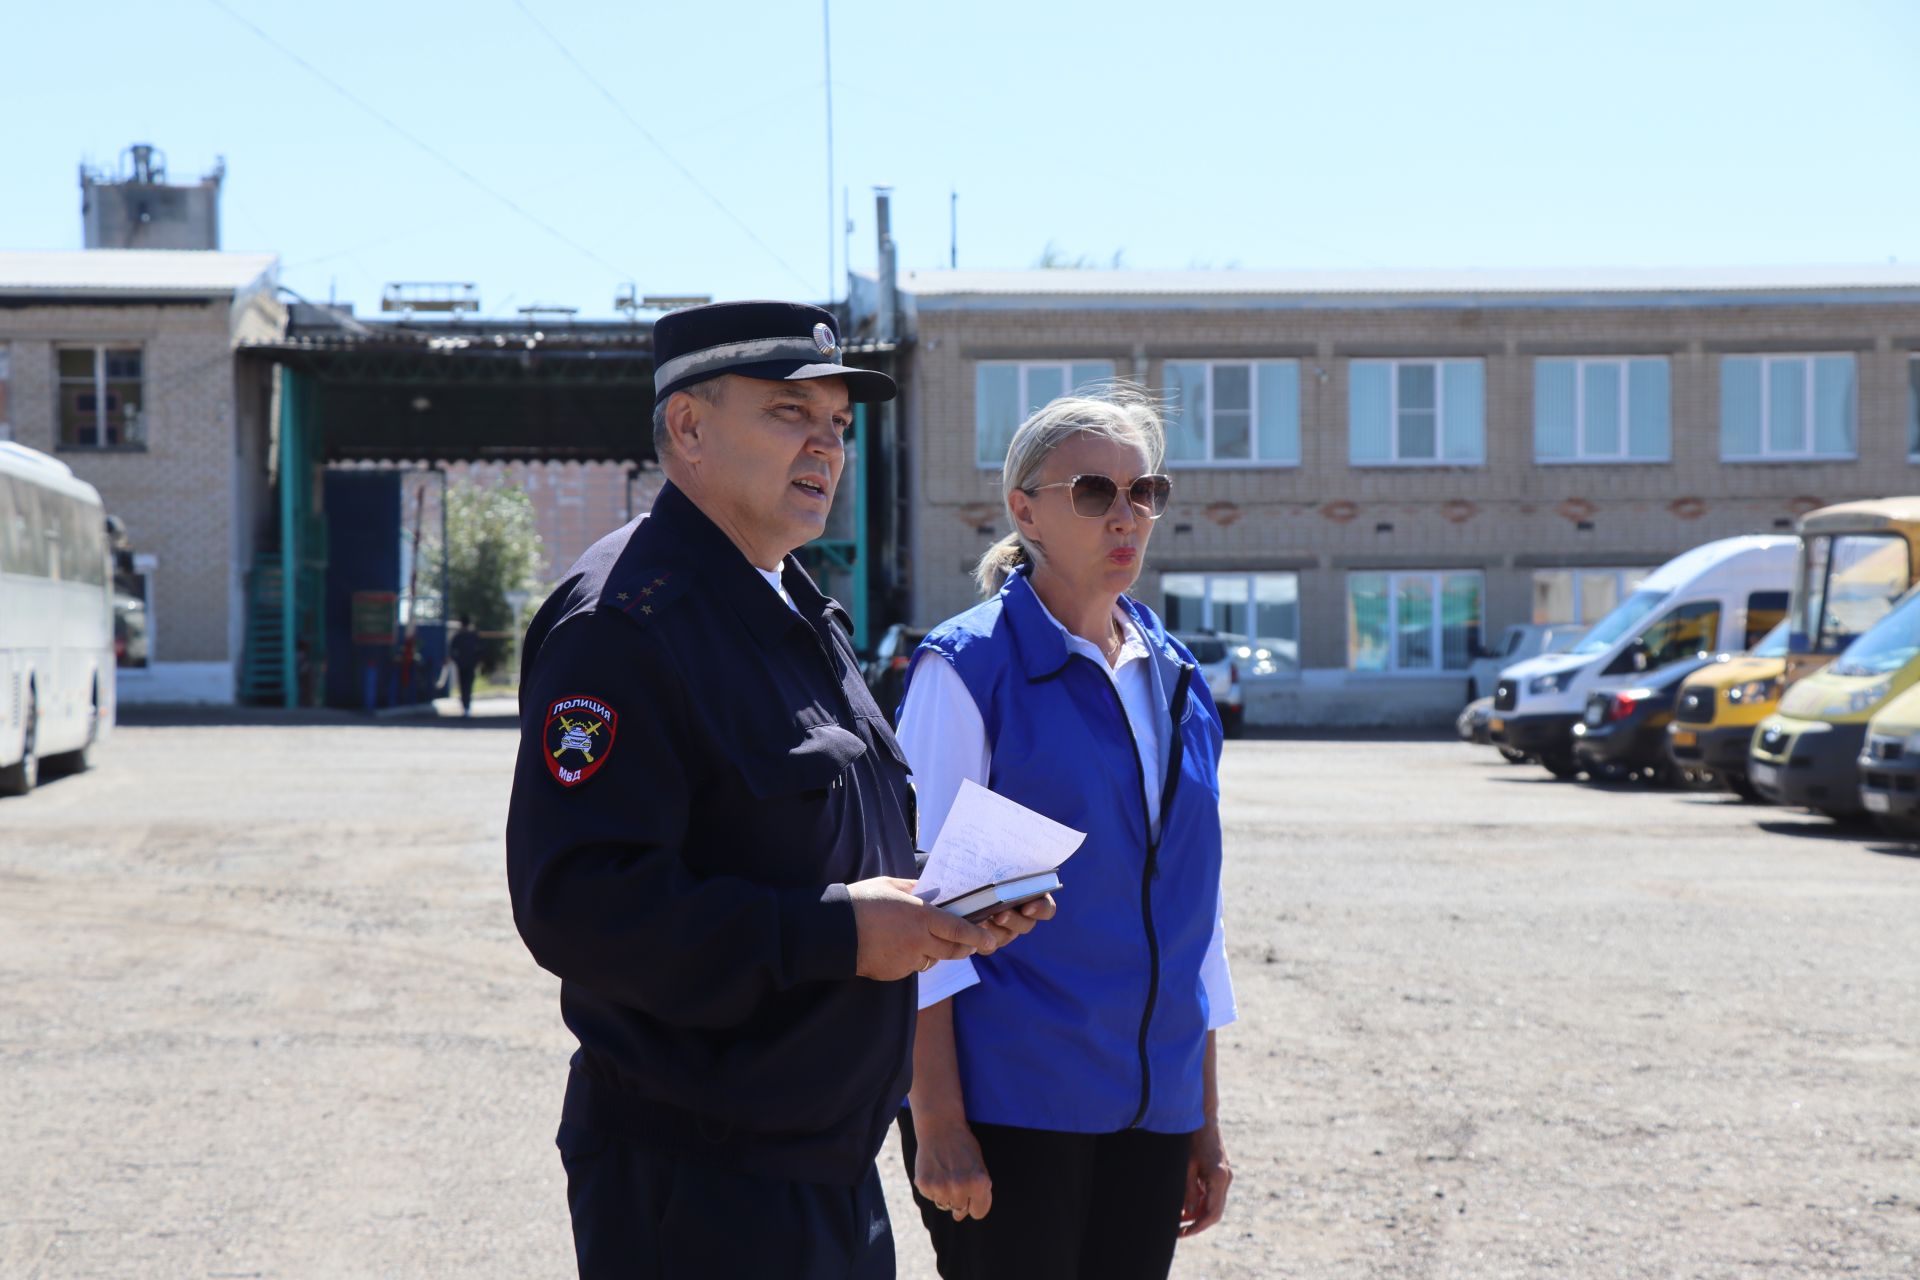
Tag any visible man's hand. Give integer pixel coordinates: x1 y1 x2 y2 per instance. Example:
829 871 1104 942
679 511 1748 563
849 877 998 981
913 1117 993 1221
1178 1121 1232 1237
978 892 1056 950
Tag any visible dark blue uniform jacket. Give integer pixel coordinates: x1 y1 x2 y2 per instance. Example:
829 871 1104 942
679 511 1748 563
506 481 918 1186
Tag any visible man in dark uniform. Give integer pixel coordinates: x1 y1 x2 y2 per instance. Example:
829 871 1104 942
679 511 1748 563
506 301 1051 1279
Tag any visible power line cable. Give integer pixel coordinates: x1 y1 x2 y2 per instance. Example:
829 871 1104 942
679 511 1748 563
205 0 630 279
509 0 817 295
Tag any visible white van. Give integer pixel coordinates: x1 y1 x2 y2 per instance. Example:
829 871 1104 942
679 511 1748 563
1490 536 1795 778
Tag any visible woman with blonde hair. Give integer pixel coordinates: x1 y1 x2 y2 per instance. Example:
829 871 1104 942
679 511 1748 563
894 383 1236 1278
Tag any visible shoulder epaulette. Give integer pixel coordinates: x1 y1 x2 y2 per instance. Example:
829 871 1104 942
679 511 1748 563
598 567 692 627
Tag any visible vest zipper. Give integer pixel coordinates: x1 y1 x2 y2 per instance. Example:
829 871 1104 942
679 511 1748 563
1086 656 1195 1131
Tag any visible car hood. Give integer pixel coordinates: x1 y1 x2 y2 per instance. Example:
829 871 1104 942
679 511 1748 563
1682 655 1786 692
1503 652 1588 682
1867 682 1920 738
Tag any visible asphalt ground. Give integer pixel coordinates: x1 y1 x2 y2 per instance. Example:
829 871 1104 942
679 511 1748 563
2 711 1917 1278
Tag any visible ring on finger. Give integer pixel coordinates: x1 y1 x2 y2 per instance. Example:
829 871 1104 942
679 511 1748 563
920 956 935 972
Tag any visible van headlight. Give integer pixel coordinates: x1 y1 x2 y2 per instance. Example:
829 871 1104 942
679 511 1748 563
1726 677 1783 705
1528 671 1576 695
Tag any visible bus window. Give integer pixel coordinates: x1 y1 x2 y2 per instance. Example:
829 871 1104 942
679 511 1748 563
2 477 48 578
1802 533 1909 654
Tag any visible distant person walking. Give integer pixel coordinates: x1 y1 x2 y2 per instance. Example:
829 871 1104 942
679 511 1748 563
449 615 482 716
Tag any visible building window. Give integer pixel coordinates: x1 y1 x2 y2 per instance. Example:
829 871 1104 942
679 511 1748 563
1161 572 1299 675
975 361 1114 467
1908 355 1920 459
1348 571 1483 673
1532 567 1654 626
1721 353 1855 461
58 346 145 449
1162 361 1300 465
1350 359 1484 465
0 344 12 441
1535 358 1669 462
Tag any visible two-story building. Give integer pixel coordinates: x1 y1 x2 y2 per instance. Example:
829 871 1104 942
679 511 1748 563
0 250 284 703
881 266 1920 725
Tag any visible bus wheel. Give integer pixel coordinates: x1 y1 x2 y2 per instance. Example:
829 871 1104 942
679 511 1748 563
0 688 38 798
44 680 98 778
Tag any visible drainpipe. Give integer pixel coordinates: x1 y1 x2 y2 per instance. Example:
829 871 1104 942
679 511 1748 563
874 186 897 345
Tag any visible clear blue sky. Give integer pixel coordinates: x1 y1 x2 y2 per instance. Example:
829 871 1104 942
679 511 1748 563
4 0 1917 318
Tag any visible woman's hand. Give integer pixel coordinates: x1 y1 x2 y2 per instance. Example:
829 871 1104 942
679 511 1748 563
913 1118 993 1221
1179 1120 1232 1237
978 892 1056 950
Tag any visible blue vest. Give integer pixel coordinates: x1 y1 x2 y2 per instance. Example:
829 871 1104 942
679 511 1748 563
905 566 1225 1134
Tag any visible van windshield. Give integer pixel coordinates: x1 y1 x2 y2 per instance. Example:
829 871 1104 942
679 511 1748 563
1571 589 1669 656
1750 619 1789 658
1829 588 1920 677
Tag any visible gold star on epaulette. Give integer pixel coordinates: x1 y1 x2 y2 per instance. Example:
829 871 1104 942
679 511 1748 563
641 604 654 615
640 585 653 598
616 592 630 602
653 577 666 586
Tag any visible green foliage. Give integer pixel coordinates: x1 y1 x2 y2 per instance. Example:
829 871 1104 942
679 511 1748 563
423 483 547 668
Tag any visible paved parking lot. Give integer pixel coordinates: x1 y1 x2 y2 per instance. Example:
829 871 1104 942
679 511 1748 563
3 713 1918 1278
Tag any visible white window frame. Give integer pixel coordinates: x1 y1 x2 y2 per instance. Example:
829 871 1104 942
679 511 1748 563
974 360 1114 469
1721 352 1857 463
1531 566 1654 625
1907 354 1920 462
1162 360 1299 469
0 343 11 442
1346 569 1485 675
1351 359 1485 467
1161 570 1301 674
57 344 146 451
1535 357 1670 465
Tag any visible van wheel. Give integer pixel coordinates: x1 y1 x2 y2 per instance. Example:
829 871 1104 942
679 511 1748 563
44 680 98 779
1726 773 1762 802
1498 747 1530 765
0 687 38 798
1221 706 1245 740
1540 751 1580 780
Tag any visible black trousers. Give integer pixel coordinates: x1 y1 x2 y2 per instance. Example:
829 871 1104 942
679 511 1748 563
456 663 476 711
896 1110 1192 1280
556 1122 895 1279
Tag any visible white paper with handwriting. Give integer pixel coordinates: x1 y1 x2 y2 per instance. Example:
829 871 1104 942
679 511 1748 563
914 778 1086 905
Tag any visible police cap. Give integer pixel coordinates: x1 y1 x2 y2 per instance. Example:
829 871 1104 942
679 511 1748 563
652 300 896 406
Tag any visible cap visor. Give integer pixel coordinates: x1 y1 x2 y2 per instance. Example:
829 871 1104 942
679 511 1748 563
726 358 897 403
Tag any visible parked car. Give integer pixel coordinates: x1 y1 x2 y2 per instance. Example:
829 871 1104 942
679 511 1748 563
1569 654 1715 784
1664 620 1787 798
1174 632 1245 738
1466 623 1584 703
864 623 926 720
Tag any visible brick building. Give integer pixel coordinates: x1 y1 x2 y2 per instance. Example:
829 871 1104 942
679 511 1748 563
878 266 1920 725
0 250 283 703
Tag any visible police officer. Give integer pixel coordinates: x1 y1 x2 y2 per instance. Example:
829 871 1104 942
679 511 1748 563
505 300 1052 1279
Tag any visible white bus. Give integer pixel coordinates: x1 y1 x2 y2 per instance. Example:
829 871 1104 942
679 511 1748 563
0 441 115 795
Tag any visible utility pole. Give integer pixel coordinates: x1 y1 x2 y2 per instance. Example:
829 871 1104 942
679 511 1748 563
823 0 836 303
950 190 958 268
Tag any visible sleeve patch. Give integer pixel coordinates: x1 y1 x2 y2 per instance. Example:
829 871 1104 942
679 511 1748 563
544 695 619 788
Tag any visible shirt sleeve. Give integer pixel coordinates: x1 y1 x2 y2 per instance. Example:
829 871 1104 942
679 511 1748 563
505 611 858 1029
895 649 989 1008
1198 876 1238 1030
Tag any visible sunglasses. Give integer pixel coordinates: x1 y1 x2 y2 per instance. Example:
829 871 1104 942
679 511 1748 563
1021 473 1173 520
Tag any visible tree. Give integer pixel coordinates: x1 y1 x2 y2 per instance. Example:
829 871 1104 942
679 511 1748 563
1034 241 1127 269
423 482 547 672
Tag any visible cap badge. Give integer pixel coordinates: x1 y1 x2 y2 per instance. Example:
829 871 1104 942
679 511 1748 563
812 321 838 357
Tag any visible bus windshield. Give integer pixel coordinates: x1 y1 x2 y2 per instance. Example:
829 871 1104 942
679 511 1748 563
1796 532 1911 655
1828 588 1920 677
1570 588 1669 656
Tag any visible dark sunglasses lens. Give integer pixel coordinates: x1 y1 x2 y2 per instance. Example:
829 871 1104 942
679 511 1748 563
1069 475 1121 517
1130 476 1171 517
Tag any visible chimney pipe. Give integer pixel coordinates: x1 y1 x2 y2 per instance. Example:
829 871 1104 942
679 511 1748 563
874 186 897 345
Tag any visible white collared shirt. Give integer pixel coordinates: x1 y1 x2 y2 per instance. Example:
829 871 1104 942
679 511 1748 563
896 598 1237 1026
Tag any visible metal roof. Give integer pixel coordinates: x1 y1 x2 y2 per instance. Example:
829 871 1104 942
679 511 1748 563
0 249 278 298
898 264 1920 312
